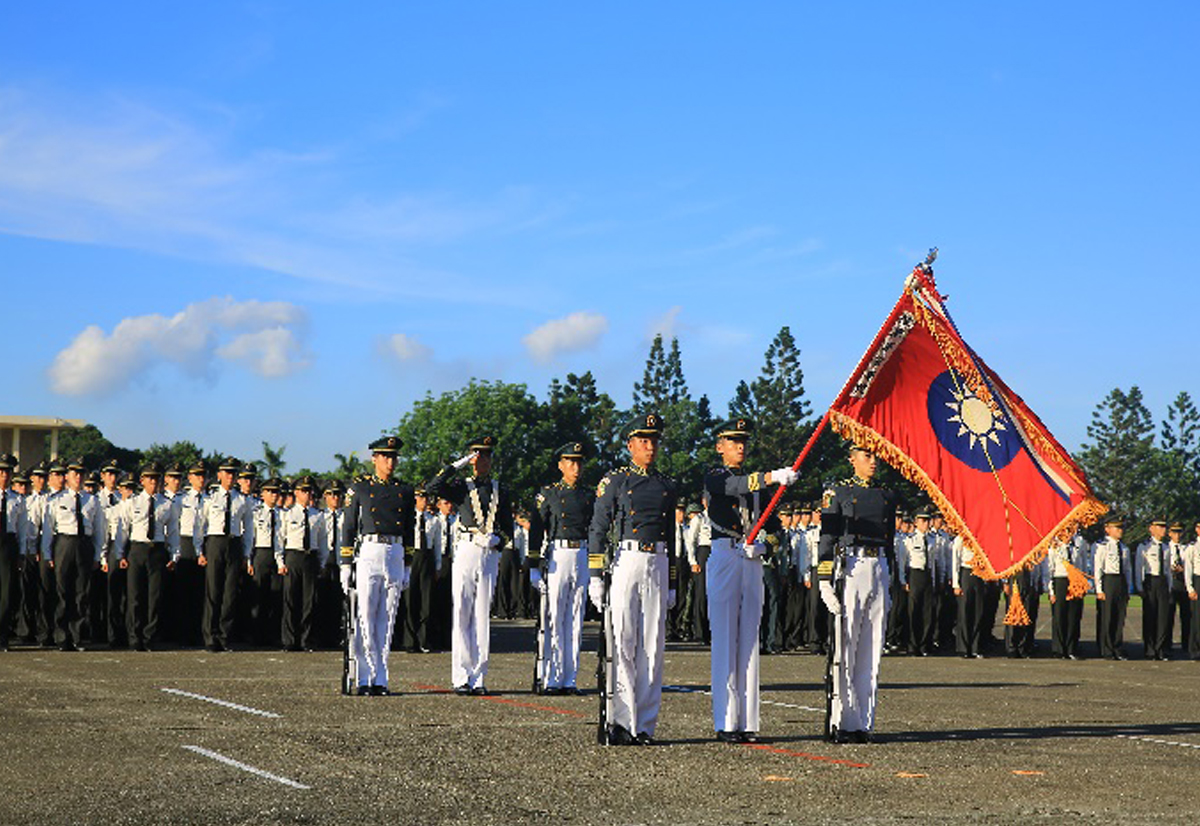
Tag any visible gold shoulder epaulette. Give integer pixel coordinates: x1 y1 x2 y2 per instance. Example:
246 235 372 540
817 560 834 577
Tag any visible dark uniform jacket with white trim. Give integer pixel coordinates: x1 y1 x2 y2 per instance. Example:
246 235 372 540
340 475 416 564
587 464 678 586
817 477 897 581
528 481 594 569
426 467 514 551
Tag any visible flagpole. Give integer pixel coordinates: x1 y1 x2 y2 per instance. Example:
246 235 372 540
744 249 938 545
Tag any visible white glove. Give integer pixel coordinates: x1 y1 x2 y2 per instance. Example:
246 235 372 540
451 452 477 470
819 580 841 615
770 467 798 487
339 566 352 595
743 541 766 560
531 568 546 593
588 579 605 612
667 589 677 610
473 531 491 548
487 534 501 550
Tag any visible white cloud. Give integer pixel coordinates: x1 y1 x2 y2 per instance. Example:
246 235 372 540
523 311 608 364
48 297 309 396
380 333 432 364
647 306 682 341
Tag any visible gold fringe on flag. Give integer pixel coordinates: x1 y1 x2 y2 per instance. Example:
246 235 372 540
828 411 1108 581
1063 561 1090 601
1004 581 1031 626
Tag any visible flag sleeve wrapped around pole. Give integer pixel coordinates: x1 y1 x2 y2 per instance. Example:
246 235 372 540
824 259 1106 580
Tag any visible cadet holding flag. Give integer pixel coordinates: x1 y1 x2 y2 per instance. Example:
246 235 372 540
341 436 415 696
528 442 595 695
703 418 796 743
588 413 677 746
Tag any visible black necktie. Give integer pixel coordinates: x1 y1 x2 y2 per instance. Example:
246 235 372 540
303 508 311 551
332 513 339 549
147 495 156 541
223 492 232 535
75 491 85 536
419 513 426 550
270 508 277 545
1 490 7 535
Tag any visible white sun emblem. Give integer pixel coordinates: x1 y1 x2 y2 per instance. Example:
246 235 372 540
945 387 1007 450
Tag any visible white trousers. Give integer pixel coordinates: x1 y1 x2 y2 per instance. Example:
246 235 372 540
451 541 498 689
831 556 889 733
707 538 764 733
610 548 668 736
356 540 405 688
545 543 588 689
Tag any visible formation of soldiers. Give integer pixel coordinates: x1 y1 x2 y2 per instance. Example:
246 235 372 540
2 428 1199 742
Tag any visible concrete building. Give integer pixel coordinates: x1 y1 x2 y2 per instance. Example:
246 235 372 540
0 416 86 468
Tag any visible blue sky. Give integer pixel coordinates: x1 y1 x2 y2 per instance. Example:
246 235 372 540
2 3 1197 472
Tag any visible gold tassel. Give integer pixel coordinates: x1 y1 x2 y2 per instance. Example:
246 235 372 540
1063 561 1090 601
1004 581 1032 626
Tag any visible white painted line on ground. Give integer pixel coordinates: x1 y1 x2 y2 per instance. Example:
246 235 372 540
664 684 823 714
161 688 282 718
1116 734 1200 751
182 746 311 789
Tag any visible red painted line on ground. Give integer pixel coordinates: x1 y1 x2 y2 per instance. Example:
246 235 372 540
744 743 870 769
411 684 586 717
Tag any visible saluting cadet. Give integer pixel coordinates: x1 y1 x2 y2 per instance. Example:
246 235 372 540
428 436 514 696
899 512 937 656
404 486 440 653
1184 521 1200 660
247 478 284 646
114 463 175 650
951 534 987 658
196 458 254 652
169 462 208 646
703 418 795 743
1166 522 1191 656
588 413 677 746
1048 534 1085 659
43 458 106 651
528 442 595 695
0 455 28 650
341 436 415 696
277 476 327 652
1004 551 1046 659
1135 519 1172 660
1093 517 1132 660
817 445 896 744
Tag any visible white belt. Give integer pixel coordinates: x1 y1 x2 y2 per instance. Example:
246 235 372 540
712 536 760 559
363 534 402 545
844 546 882 559
619 540 666 554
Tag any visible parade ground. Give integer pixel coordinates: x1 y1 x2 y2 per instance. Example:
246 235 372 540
2 603 1197 826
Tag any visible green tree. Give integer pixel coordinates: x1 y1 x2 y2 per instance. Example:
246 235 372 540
261 441 288 477
49 424 140 472
544 371 622 490
331 451 369 481
142 440 204 470
631 335 706 493
1077 386 1159 545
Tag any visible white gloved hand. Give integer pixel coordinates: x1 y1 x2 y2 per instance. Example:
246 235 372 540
819 580 841 615
451 452 478 470
770 467 798 487
667 589 677 610
487 534 501 550
588 579 605 612
531 568 546 594
472 531 491 548
743 541 766 559
339 565 352 594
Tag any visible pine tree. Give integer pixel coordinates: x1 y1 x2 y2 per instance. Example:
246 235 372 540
631 334 705 493
1076 386 1158 542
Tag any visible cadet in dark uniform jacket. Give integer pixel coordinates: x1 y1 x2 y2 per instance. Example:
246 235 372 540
588 413 677 746
817 445 896 744
427 436 514 695
340 436 415 695
528 442 595 694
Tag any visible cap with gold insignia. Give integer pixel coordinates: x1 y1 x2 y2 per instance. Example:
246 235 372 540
118 475 137 491
1149 518 1168 527
238 463 259 479
165 462 185 478
1104 516 1124 527
188 461 207 476
140 461 164 478
624 412 664 439
1169 521 1184 532
260 477 283 493
101 459 121 475
556 441 586 460
294 475 317 492
84 471 100 487
414 485 427 497
686 502 704 516
48 457 68 474
915 510 932 521
0 453 16 471
217 457 242 473
12 469 29 485
325 480 346 496
716 417 754 440
370 435 402 456
467 435 496 453
67 457 88 473
30 461 48 478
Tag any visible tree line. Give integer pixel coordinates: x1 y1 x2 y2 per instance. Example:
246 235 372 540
50 332 1200 546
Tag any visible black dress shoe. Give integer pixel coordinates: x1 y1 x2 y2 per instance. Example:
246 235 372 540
565 686 583 696
607 725 636 746
470 686 488 696
356 686 370 696
635 732 657 746
543 686 564 696
370 685 389 696
716 731 741 744
453 685 471 695
207 644 221 653
741 732 760 743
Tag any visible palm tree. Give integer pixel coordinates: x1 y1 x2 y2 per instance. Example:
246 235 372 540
262 441 287 478
333 451 362 480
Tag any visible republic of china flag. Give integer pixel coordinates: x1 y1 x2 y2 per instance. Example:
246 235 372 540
827 264 1106 580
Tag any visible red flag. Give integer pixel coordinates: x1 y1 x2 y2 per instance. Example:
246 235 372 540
827 266 1106 579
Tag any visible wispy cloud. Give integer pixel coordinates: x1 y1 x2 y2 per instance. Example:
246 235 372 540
48 297 309 396
523 311 608 363
647 306 682 341
379 333 433 364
